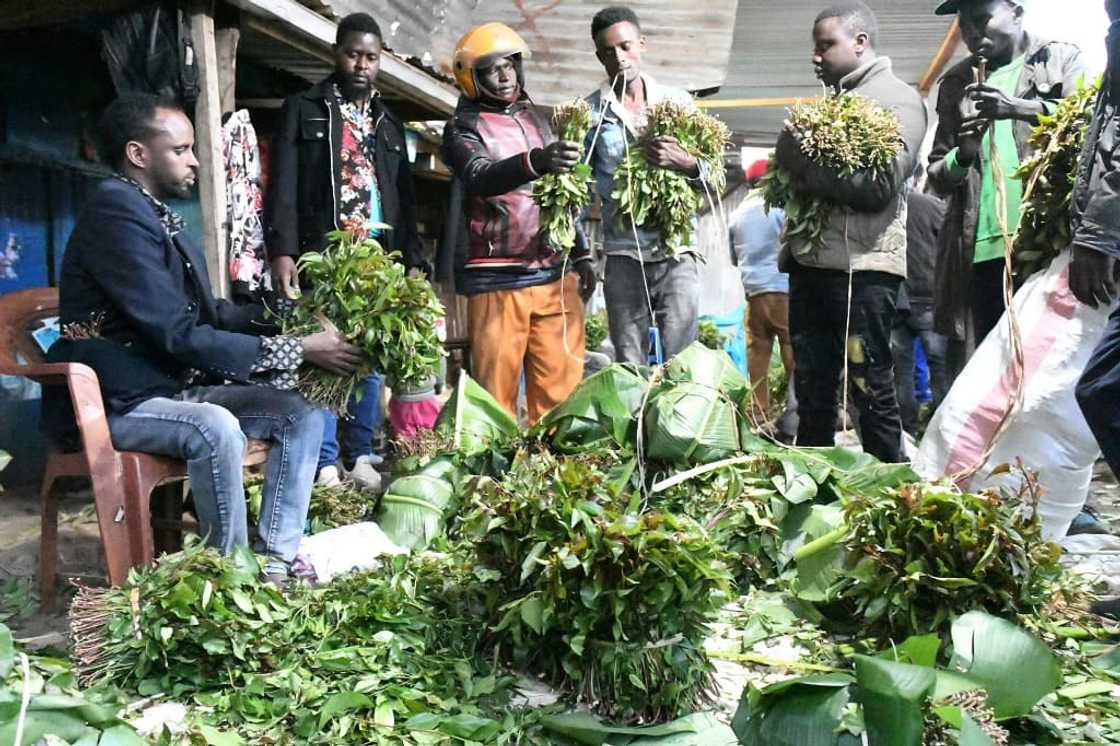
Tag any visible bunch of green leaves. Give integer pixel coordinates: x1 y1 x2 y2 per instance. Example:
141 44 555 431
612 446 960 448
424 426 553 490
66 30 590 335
0 623 145 745
68 543 541 744
761 93 902 254
458 448 732 722
246 475 374 534
199 559 527 744
70 540 291 694
611 101 729 256
732 611 1062 746
533 99 595 254
584 311 608 353
282 230 444 412
1013 76 1101 278
697 319 725 350
654 463 788 590
798 482 1064 638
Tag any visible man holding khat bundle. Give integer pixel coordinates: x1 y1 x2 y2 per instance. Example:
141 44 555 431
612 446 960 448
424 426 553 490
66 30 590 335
584 6 719 366
774 1 927 462
927 0 1086 377
443 23 597 423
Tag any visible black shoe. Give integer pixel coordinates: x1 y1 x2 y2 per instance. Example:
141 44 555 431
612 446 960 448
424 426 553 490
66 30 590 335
1090 597 1120 620
1069 507 1113 536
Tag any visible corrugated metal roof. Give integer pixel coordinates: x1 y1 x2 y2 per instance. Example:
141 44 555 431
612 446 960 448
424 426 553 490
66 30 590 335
301 0 739 105
708 0 965 144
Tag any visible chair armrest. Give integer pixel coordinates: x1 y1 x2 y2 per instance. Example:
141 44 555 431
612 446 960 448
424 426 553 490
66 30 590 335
3 361 90 388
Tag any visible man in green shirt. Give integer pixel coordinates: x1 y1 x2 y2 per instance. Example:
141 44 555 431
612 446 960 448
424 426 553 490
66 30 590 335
928 0 1087 376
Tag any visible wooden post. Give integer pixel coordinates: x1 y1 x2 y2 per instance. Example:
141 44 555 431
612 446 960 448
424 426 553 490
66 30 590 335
215 8 240 116
189 0 230 298
918 20 962 96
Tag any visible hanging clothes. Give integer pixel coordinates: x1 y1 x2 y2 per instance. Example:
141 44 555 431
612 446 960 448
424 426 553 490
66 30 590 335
222 109 271 301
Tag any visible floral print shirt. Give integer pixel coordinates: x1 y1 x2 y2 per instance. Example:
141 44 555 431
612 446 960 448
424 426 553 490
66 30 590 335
335 85 383 238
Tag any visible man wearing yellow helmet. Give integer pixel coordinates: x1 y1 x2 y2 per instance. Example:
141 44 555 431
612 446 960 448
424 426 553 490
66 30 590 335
443 23 597 423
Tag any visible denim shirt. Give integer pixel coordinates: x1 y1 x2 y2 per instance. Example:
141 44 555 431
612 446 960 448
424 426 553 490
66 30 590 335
731 196 788 296
584 74 713 262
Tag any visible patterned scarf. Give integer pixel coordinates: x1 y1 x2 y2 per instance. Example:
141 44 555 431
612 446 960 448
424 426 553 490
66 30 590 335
115 175 186 238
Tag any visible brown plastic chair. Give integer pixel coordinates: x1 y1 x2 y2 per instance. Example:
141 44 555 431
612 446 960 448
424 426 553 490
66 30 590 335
0 288 269 609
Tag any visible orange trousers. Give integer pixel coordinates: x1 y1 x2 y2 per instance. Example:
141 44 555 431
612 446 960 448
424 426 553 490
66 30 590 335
468 273 585 424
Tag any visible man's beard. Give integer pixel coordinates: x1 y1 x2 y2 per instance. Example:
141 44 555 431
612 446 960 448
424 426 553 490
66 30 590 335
341 76 373 100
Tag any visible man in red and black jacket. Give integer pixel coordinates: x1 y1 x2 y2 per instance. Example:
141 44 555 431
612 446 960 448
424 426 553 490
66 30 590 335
443 22 596 423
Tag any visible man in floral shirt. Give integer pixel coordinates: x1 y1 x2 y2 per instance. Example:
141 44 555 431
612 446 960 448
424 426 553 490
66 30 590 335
265 12 424 491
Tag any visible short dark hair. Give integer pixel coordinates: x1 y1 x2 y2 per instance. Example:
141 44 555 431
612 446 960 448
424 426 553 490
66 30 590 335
815 1 879 47
96 93 180 170
336 12 382 45
591 6 640 40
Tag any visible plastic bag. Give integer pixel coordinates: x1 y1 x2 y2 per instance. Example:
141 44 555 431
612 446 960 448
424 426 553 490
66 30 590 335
915 251 1113 539
698 303 748 380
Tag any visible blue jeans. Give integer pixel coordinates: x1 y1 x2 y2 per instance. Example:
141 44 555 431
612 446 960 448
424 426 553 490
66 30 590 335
107 385 321 574
317 372 382 470
604 254 700 365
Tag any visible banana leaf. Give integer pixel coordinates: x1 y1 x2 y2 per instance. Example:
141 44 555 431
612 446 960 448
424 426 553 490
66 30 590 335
541 712 736 745
854 655 936 746
730 674 860 746
536 364 648 453
434 373 519 455
665 342 750 406
377 458 460 550
643 382 742 464
947 610 1061 719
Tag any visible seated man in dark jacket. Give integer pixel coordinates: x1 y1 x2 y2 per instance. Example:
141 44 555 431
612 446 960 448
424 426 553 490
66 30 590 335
52 94 361 583
443 22 596 423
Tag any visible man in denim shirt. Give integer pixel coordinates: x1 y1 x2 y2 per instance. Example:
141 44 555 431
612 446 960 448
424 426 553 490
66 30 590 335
584 6 716 365
731 160 793 429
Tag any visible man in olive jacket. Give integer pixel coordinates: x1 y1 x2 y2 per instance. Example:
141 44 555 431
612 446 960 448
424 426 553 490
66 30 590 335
775 1 927 463
928 0 1087 376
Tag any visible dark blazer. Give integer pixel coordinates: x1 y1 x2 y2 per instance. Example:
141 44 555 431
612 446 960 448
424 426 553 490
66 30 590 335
264 75 424 270
58 178 266 396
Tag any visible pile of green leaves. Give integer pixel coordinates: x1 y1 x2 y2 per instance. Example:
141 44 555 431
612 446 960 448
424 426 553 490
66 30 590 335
611 101 729 256
797 483 1063 638
533 99 595 254
68 542 538 743
458 448 732 722
1014 76 1100 278
282 230 444 412
0 623 145 745
655 462 787 589
761 93 902 254
732 611 1063 746
70 541 291 693
247 475 375 535
584 311 608 353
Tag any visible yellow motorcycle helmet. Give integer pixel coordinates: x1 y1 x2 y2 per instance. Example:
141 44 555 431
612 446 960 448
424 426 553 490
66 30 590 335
452 22 531 100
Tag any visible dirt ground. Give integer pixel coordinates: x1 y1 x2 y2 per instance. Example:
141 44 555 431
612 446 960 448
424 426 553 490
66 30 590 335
1 460 1118 645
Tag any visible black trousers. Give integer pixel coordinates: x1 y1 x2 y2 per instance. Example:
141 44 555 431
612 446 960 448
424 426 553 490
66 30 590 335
1077 302 1120 479
790 265 903 463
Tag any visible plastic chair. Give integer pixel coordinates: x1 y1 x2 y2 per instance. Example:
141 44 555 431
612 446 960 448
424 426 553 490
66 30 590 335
0 288 269 610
